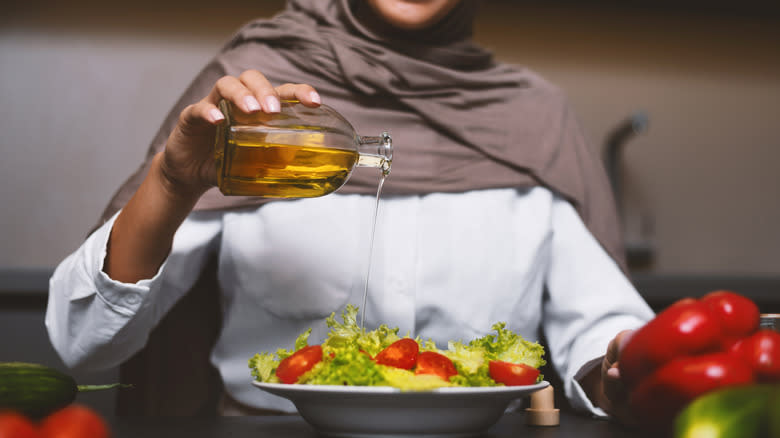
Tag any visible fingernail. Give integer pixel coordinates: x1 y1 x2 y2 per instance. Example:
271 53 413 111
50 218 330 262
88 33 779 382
607 367 621 379
209 108 225 122
265 96 280 113
244 95 261 112
310 91 321 105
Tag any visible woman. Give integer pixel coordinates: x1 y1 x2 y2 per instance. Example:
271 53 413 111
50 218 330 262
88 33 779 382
46 0 652 422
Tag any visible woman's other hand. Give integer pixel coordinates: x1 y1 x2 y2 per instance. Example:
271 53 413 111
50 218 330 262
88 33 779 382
160 69 322 198
579 329 638 426
600 329 638 425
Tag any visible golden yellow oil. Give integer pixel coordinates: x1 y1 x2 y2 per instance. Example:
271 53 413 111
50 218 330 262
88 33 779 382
216 137 359 198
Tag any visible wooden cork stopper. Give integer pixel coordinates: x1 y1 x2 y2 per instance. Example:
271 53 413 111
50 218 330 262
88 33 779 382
525 385 560 426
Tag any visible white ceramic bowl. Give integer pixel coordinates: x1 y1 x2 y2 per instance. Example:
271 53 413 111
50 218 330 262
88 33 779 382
253 380 549 438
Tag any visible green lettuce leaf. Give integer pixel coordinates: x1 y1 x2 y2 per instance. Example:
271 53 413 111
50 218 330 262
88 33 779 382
248 329 312 382
248 352 280 383
303 349 386 386
321 304 401 357
469 322 547 369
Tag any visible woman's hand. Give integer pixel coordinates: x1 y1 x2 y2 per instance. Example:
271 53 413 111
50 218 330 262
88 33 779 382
159 69 322 198
580 329 637 427
600 329 637 426
106 70 321 283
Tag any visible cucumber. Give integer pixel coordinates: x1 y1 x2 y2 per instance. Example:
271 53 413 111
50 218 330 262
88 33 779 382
0 362 127 419
674 384 780 438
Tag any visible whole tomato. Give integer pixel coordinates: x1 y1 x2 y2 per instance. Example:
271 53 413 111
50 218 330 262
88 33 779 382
619 298 722 389
38 405 109 438
729 329 780 382
0 412 40 438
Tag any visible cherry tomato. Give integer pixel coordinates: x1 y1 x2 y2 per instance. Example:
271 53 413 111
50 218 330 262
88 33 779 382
0 412 40 438
701 290 760 340
729 329 780 382
629 352 754 433
374 338 419 370
414 352 458 381
488 360 540 386
619 298 721 390
276 345 323 384
38 404 109 438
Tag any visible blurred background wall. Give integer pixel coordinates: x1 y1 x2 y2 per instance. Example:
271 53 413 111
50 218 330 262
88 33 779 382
2 0 779 275
476 3 780 275
1 0 779 416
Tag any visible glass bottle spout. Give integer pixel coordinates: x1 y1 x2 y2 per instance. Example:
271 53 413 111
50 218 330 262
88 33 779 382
357 132 392 176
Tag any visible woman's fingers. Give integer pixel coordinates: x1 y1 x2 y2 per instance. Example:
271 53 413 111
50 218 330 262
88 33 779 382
275 83 321 107
204 71 321 116
603 360 627 403
204 71 271 114
180 71 324 136
183 70 325 131
238 70 280 112
602 330 634 404
605 329 634 368
175 102 225 138
601 329 640 426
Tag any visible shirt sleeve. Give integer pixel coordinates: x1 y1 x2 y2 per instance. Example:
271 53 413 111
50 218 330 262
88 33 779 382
542 196 655 417
45 210 223 372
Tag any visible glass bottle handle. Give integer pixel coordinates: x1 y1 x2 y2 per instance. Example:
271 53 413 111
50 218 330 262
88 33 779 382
357 131 392 175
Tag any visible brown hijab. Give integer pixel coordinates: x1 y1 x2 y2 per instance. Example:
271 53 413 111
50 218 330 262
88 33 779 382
100 0 626 270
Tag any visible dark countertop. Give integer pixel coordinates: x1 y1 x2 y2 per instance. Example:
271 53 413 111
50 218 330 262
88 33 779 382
107 411 635 438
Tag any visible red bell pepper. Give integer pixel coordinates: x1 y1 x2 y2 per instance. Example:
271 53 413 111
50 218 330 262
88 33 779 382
629 352 754 428
701 290 760 349
618 290 772 432
729 329 780 382
619 298 723 389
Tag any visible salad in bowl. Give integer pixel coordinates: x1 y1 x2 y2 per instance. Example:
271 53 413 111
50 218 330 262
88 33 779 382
249 305 546 390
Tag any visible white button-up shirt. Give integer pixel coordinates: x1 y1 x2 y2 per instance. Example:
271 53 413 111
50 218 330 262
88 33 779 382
46 187 654 415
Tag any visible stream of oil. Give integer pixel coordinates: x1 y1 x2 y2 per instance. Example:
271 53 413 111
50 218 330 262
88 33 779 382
360 172 388 330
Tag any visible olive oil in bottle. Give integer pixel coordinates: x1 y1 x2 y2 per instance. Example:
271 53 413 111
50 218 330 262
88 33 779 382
214 100 391 199
217 132 359 198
